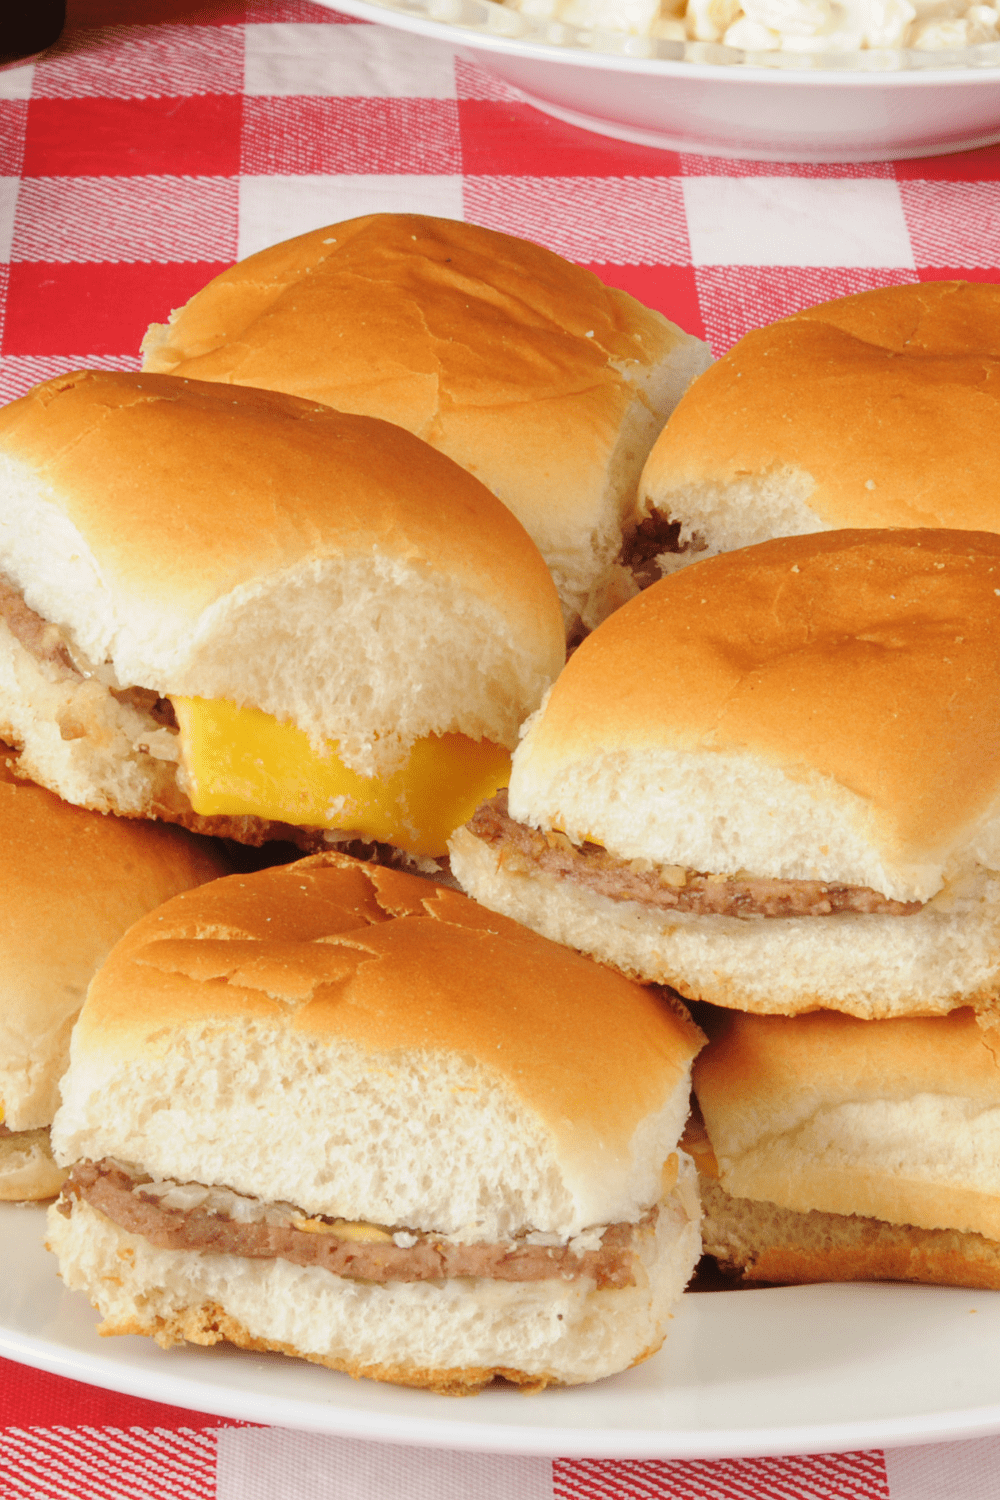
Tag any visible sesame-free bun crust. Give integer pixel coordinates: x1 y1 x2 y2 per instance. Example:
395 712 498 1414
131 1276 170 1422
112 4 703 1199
699 1173 1000 1292
508 529 1000 902
141 214 712 632
0 370 563 780
54 852 703 1241
694 1008 1000 1240
639 281 1000 565
0 756 228 1133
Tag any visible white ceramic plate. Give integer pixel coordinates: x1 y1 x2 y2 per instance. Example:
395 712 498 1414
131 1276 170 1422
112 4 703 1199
317 0 1000 160
5 1200 1000 1457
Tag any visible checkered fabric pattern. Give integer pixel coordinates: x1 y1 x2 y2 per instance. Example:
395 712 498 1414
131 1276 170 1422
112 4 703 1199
2 0 999 406
5 1356 1000 1498
3 1 1000 1494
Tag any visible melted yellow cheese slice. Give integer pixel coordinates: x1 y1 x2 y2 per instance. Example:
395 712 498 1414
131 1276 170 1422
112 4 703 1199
171 697 510 857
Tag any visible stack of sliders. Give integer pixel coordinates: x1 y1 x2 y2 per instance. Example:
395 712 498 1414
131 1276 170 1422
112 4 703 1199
0 755 227 1200
0 369 564 865
637 280 1000 574
451 526 1000 1288
46 852 704 1392
140 212 713 638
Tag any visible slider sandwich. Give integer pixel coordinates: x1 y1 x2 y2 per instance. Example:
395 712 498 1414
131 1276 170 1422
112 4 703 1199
140 213 713 638
451 528 1000 1019
0 757 226 1200
0 370 564 860
691 1007 1000 1290
638 280 1000 572
47 852 704 1393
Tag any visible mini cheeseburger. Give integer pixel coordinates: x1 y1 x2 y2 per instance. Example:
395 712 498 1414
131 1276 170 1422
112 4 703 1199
451 529 1000 1019
0 370 564 860
47 852 704 1392
691 1007 1000 1290
140 213 713 637
0 755 227 1200
638 281 1000 572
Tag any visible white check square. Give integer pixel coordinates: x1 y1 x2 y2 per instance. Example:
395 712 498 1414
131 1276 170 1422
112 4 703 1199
244 23 457 99
239 175 464 260
215 1430 553 1500
0 63 33 102
0 178 19 262
682 178 915 268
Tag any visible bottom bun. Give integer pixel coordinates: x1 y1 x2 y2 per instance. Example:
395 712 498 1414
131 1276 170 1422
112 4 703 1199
46 1164 701 1394
450 827 1000 1019
700 1174 1000 1291
0 1128 67 1201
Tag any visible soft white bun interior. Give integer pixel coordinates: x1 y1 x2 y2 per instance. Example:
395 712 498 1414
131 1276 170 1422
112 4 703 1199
698 1172 1000 1291
1 1127 66 1201
52 854 703 1240
55 1022 690 1240
47 1165 701 1391
694 1009 1000 1237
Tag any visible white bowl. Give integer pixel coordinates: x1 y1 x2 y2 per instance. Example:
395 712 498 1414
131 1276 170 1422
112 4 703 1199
322 0 1000 160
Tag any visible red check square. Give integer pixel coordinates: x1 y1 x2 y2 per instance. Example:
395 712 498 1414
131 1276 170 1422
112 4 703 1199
895 143 1000 181
2 261 229 356
587 262 705 340
22 97 243 178
0 1356 237 1429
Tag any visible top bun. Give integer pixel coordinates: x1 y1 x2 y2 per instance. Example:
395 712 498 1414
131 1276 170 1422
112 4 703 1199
0 756 227 1132
52 852 703 1240
0 369 563 779
141 213 712 635
508 528 1000 905
639 281 1000 567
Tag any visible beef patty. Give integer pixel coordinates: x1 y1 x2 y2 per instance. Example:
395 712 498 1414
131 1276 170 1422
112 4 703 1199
467 792 922 920
58 1159 650 1288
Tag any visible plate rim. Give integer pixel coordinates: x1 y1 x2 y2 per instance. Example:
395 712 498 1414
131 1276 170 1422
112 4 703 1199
318 0 1000 84
7 1199 1000 1460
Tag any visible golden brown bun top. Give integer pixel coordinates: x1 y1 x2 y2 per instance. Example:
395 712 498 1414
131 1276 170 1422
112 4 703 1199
74 851 704 1145
643 280 1000 528
0 753 227 922
0 754 229 1126
694 1007 1000 1132
0 369 560 636
139 213 700 588
141 213 681 423
518 528 1000 866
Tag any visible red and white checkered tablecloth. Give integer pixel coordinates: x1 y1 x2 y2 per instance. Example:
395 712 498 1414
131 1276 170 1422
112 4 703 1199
4 1 1000 1495
6 1354 1000 1498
